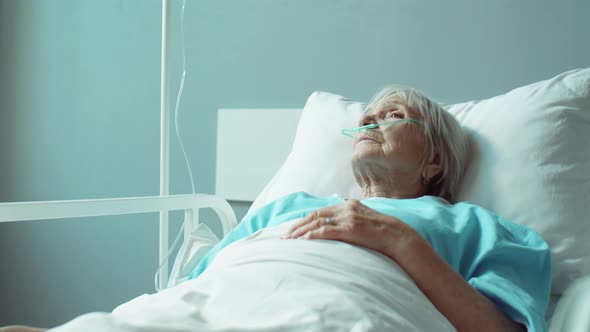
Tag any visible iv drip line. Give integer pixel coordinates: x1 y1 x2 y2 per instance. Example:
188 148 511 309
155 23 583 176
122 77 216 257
174 0 195 196
155 0 192 291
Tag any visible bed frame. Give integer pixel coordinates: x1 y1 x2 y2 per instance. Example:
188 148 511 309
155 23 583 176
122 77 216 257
0 194 238 290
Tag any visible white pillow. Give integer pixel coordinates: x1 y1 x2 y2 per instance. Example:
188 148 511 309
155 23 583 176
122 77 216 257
248 68 590 295
449 68 590 294
248 91 365 213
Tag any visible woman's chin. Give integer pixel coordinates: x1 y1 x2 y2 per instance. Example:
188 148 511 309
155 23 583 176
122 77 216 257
353 145 379 159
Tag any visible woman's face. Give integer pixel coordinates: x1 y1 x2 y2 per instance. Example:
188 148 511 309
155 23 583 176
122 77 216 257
352 96 427 174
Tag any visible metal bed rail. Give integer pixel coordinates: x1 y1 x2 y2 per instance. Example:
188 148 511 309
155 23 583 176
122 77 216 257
0 194 238 289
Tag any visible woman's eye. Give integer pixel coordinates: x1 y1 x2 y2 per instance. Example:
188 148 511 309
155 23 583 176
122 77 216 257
385 111 403 119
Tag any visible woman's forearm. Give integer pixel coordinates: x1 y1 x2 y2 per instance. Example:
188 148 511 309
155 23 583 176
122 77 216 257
384 226 525 332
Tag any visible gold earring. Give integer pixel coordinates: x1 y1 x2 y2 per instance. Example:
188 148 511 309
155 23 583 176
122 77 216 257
422 177 430 185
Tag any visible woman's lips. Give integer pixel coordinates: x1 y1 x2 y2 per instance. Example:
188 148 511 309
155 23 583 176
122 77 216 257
357 136 378 143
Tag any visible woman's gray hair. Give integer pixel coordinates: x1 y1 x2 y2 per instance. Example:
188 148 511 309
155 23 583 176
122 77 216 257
366 86 469 202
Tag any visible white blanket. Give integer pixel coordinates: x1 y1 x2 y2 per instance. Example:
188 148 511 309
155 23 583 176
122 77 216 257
50 220 455 331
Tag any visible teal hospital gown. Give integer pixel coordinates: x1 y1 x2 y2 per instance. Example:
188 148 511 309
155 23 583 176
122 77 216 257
187 192 552 332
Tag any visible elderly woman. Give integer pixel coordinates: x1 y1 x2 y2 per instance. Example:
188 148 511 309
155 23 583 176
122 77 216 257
3 87 550 332
186 88 550 331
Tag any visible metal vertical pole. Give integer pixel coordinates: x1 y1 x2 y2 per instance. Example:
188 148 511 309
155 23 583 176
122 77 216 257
158 0 171 291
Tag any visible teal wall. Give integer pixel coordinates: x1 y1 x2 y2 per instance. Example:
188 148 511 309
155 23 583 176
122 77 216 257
1 0 589 327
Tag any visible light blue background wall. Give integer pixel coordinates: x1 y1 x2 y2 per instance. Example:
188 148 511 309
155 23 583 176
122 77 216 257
1 0 589 327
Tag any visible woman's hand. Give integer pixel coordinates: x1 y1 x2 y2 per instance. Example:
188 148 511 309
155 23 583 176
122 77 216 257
283 199 417 259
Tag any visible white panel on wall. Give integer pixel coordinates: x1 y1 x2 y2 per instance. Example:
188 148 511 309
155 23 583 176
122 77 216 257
216 109 302 201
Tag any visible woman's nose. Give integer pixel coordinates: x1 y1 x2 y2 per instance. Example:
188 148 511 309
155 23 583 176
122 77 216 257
360 114 376 127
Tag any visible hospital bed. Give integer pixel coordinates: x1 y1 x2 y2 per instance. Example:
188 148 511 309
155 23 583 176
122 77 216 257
1 0 589 328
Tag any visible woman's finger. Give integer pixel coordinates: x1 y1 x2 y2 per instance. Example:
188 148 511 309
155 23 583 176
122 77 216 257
286 210 319 234
302 225 344 240
286 216 330 239
287 205 335 233
285 206 339 238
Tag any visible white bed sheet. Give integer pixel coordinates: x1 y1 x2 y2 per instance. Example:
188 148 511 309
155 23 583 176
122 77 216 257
50 220 455 331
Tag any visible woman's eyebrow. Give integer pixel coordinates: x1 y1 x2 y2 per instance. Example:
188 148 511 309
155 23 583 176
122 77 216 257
379 101 408 114
382 99 407 109
385 100 421 118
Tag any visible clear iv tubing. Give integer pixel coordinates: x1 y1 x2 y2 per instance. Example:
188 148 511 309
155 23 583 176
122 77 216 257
155 0 193 291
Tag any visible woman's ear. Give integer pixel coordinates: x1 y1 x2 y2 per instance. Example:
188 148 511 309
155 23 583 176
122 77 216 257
423 153 442 181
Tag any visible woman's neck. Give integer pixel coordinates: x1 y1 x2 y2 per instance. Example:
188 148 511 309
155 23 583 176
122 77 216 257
360 183 425 199
353 162 426 199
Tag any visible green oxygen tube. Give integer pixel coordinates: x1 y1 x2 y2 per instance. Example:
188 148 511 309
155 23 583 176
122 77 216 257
341 119 422 138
